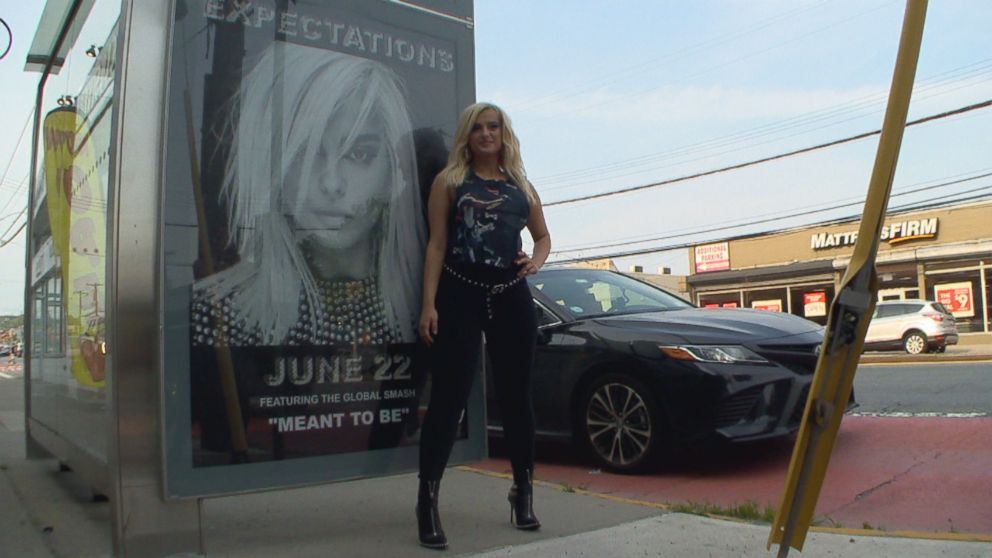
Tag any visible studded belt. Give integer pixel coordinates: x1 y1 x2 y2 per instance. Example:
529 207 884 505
443 264 525 319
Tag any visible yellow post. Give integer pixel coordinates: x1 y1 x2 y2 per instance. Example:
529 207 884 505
768 1 928 555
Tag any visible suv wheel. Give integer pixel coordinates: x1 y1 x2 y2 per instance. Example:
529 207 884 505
903 331 927 355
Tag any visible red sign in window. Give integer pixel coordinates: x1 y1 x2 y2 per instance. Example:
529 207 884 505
803 292 827 317
934 282 974 318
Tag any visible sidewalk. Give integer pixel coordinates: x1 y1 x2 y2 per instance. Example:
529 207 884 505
2 456 990 557
2 425 991 556
859 332 992 363
1 341 990 558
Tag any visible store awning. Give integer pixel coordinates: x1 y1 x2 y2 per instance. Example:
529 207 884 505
24 0 95 73
687 259 835 287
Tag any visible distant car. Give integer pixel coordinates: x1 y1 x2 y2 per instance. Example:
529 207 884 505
0 344 10 356
486 268 839 473
864 299 959 354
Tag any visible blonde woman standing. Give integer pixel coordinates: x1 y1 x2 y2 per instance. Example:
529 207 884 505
415 103 551 549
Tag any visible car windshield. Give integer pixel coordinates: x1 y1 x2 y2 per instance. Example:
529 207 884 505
532 269 694 318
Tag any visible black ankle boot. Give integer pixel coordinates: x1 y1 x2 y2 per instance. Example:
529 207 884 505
508 470 541 530
417 479 448 549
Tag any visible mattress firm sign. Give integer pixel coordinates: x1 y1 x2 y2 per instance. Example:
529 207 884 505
810 217 938 250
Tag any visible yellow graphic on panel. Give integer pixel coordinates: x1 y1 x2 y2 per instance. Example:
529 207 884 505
43 107 107 387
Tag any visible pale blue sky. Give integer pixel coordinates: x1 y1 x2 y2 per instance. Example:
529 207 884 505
1 1 990 314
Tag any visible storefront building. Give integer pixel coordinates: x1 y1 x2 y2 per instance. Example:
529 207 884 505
687 200 992 335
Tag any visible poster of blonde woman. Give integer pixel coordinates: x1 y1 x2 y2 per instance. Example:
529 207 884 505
161 0 476 488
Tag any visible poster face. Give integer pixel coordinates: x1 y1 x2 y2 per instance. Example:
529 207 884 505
934 282 974 318
162 0 477 496
803 292 827 318
752 299 783 312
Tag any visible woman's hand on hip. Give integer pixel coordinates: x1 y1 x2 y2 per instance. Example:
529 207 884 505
515 251 539 277
419 307 439 346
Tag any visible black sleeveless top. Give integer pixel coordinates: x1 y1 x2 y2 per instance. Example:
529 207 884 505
446 170 530 269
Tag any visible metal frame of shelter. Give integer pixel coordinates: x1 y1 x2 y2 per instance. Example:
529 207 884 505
22 1 478 556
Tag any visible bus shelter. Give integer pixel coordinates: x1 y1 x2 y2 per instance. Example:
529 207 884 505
22 1 478 555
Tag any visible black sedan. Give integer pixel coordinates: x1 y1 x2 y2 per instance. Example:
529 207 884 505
486 268 828 473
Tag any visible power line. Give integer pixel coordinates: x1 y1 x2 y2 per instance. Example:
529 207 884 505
0 221 26 248
536 59 992 188
544 98 992 208
549 193 992 265
0 110 34 189
553 170 992 254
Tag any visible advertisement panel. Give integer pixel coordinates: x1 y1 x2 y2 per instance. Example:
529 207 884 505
803 292 827 318
42 107 108 387
934 282 975 318
162 0 477 497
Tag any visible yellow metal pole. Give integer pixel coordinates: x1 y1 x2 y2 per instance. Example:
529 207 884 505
768 1 928 555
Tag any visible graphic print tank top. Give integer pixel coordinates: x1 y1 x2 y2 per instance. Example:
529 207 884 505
446 170 530 268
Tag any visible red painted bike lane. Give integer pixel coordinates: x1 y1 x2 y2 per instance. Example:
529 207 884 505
473 415 992 534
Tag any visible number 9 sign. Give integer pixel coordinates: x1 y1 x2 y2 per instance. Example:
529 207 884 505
934 282 974 318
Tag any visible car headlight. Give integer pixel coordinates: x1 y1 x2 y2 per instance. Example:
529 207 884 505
659 345 768 364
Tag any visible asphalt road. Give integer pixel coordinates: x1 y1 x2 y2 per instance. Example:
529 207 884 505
854 362 992 415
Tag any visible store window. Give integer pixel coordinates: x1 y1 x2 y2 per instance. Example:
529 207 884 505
698 292 741 309
744 288 787 312
789 285 834 325
926 270 986 333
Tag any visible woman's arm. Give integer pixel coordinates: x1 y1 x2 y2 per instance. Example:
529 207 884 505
419 176 452 346
516 189 551 277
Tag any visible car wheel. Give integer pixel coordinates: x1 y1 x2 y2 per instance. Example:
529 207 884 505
903 331 927 354
578 373 666 473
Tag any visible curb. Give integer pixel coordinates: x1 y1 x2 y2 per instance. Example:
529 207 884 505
859 354 992 364
456 467 992 545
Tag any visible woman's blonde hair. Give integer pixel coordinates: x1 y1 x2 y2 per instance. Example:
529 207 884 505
197 43 425 342
437 102 537 205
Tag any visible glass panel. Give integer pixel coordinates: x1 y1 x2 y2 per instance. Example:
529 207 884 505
744 288 787 312
28 0 120 463
32 286 45 354
927 271 985 333
698 292 741 309
161 0 476 495
788 285 834 326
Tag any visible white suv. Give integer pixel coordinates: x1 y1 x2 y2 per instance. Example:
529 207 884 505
864 299 959 354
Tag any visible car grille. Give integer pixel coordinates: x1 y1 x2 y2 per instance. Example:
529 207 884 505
714 387 764 428
789 383 811 426
755 343 819 375
713 382 789 428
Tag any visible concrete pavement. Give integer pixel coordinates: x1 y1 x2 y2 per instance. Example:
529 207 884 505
1 339 990 557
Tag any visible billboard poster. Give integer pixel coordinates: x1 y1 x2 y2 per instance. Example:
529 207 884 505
162 0 477 497
934 282 974 318
803 292 827 318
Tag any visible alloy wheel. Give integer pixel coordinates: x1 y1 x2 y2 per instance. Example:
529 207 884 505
585 382 653 468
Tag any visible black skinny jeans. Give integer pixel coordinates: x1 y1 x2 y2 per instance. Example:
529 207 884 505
419 262 537 483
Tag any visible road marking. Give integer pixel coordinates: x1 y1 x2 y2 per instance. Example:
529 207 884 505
0 372 15 379
851 411 988 418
